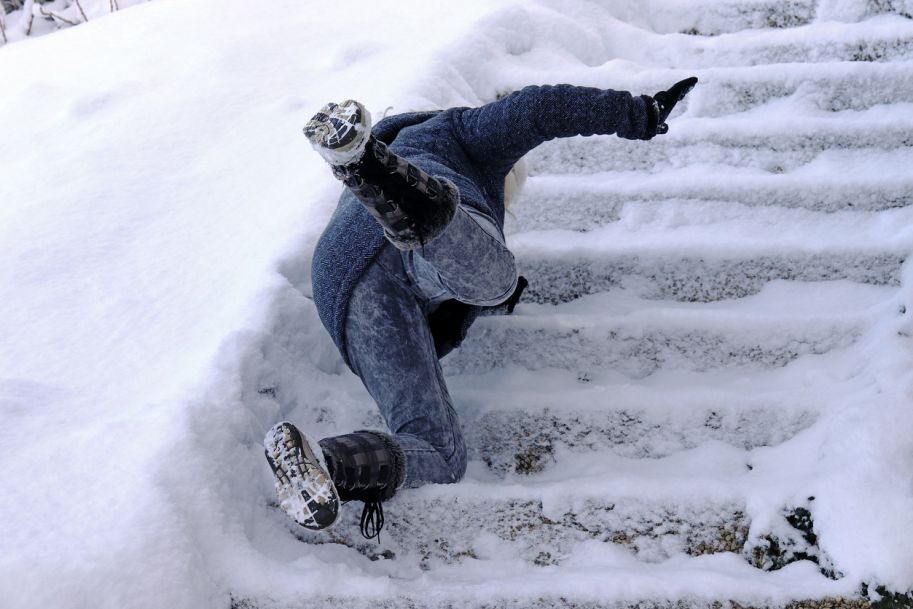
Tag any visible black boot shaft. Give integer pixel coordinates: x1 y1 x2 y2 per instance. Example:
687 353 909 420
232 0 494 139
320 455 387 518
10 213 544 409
318 430 405 502
319 430 405 541
335 137 459 250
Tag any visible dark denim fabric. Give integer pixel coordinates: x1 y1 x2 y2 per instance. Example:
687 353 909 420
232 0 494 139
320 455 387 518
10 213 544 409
312 85 652 367
342 206 516 486
314 85 652 487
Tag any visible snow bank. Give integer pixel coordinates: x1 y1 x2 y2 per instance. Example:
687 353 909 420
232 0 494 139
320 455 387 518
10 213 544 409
0 0 515 606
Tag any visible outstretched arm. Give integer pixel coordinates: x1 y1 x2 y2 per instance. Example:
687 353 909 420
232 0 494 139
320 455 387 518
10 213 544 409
454 79 697 174
454 84 651 174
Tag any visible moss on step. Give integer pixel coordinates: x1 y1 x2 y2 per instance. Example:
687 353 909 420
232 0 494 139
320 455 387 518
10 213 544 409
862 586 913 609
747 503 839 579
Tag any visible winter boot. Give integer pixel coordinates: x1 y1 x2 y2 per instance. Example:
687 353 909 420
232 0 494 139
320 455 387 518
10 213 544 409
318 430 406 540
303 100 458 250
265 422 406 540
264 421 341 531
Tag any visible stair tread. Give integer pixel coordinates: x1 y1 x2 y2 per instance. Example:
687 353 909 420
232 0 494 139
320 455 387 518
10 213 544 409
584 0 901 37
508 204 913 253
451 363 832 403
244 0 913 602
500 280 893 323
443 282 891 376
664 16 913 67
237 553 860 609
521 115 913 179
525 142 913 186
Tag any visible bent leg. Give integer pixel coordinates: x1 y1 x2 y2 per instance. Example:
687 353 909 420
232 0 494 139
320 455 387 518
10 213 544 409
405 204 518 307
341 245 467 487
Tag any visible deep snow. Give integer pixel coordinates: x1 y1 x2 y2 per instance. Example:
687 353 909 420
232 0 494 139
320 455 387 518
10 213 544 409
2 0 913 608
0 0 516 605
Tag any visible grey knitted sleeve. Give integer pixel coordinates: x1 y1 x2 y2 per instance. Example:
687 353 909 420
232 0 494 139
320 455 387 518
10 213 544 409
454 84 652 174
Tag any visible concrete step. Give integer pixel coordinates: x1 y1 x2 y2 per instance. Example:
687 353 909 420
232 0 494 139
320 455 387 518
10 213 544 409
505 203 911 303
443 281 892 377
662 18 913 67
522 120 913 178
508 211 910 304
685 62 913 117
291 449 753 569
234 595 870 609
509 189 910 235
645 0 816 35
622 0 909 37
510 174 913 235
513 249 901 306
450 368 819 475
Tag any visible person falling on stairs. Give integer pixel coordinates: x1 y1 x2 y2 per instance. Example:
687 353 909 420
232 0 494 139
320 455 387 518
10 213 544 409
264 78 699 540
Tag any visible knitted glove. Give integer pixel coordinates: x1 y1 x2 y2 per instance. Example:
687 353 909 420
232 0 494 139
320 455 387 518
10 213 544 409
642 76 698 138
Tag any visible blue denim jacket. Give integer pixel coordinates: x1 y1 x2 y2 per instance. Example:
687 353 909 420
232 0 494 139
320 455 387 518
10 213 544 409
311 85 652 367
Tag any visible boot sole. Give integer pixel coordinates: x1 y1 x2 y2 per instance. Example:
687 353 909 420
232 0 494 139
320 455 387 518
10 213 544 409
264 421 340 531
303 100 372 166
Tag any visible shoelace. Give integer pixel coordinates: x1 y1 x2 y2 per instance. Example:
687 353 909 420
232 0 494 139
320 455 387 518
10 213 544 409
359 500 385 542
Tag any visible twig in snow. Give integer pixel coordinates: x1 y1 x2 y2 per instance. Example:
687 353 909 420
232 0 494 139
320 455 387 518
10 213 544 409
21 0 33 35
73 0 87 22
0 13 7 45
40 4 78 26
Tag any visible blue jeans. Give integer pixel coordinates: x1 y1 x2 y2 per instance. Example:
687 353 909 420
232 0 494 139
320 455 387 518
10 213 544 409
342 205 517 487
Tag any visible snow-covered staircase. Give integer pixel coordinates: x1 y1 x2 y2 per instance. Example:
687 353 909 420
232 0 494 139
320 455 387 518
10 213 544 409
241 1 913 607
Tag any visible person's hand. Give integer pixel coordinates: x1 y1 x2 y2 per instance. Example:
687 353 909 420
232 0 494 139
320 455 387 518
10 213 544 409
647 76 698 136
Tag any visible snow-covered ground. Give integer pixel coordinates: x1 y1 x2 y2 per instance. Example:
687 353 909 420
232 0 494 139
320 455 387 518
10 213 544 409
2 0 913 608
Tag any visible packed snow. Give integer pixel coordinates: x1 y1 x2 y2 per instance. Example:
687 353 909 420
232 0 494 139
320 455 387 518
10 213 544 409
2 0 912 608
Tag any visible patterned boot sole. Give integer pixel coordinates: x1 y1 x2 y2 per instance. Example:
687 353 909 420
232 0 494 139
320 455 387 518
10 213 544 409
303 99 372 166
264 421 340 531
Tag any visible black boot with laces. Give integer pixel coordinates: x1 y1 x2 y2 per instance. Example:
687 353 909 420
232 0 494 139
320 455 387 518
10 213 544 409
304 99 458 250
265 422 405 540
318 430 406 541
